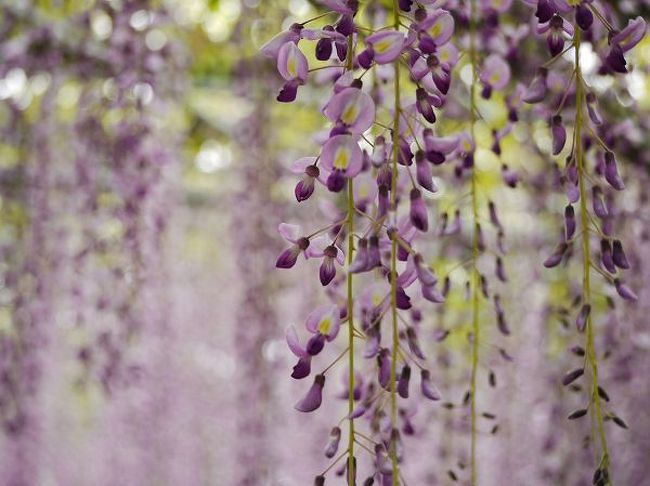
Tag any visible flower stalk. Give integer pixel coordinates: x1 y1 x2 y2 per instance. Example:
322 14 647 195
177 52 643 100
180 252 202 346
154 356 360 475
574 25 611 482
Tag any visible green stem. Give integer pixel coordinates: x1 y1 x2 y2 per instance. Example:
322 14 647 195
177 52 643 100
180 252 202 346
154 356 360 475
574 27 611 483
390 1 401 484
345 33 356 486
468 1 480 484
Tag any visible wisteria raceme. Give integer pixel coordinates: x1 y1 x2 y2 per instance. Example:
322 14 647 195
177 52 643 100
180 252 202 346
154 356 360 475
263 0 648 484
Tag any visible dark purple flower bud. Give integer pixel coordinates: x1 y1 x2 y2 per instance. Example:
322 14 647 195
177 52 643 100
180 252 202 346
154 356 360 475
399 0 413 12
276 246 301 269
418 34 437 54
396 286 412 310
536 0 555 23
586 92 603 125
307 333 326 356
427 55 451 94
551 115 566 155
562 368 584 386
406 327 425 359
614 279 638 302
612 240 630 269
564 205 576 240
316 37 333 61
292 355 312 379
601 239 616 274
295 374 325 412
611 415 628 429
358 47 374 68
277 79 300 103
495 256 507 282
547 15 565 57
349 238 369 273
315 475 325 486
421 369 441 400
295 165 319 202
576 304 591 332
523 67 548 104
378 349 391 389
335 39 348 61
416 88 436 124
604 152 625 190
576 4 593 31
327 169 347 192
319 245 339 286
495 294 510 336
606 44 627 73
398 139 414 166
488 200 502 230
324 426 342 458
415 151 436 192
543 242 568 268
410 189 428 232
398 365 411 398
592 186 608 217
378 185 389 217
567 408 588 420
336 14 355 37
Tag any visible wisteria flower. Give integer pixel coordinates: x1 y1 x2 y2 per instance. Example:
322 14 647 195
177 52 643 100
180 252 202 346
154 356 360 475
275 223 311 269
320 134 363 191
324 87 376 134
276 42 309 102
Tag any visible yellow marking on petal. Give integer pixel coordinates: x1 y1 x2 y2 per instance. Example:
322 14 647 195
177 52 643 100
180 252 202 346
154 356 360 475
287 56 297 78
374 39 392 54
372 292 382 306
429 23 442 38
490 72 501 85
341 103 359 125
359 185 368 198
318 317 331 335
334 147 350 170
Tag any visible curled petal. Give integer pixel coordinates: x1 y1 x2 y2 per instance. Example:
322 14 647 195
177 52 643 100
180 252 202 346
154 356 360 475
615 279 638 302
421 369 441 401
286 325 308 357
291 356 312 379
261 28 301 59
611 16 647 52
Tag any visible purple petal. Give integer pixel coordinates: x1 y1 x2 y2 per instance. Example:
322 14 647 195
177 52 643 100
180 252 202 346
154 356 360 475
295 375 325 412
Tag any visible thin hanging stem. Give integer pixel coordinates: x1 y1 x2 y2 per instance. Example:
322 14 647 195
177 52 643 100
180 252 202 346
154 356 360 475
574 26 612 483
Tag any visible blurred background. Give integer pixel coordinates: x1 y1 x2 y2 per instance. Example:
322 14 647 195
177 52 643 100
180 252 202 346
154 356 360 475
0 1 649 485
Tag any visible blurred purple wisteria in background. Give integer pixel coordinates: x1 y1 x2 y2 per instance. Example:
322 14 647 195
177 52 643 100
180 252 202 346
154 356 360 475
0 1 650 485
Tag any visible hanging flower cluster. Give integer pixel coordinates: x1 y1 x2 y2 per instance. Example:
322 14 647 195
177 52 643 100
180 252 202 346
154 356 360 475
264 0 646 484
521 1 646 483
